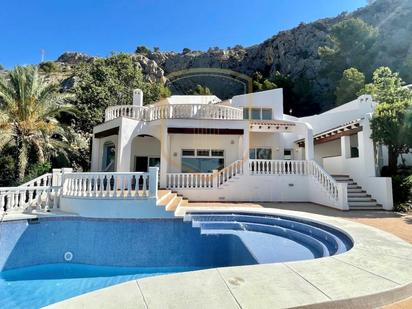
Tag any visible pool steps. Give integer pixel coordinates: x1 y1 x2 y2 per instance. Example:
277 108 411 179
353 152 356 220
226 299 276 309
184 212 353 263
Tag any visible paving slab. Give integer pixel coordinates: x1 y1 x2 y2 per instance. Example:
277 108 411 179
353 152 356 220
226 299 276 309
218 263 329 309
137 268 240 309
287 256 399 300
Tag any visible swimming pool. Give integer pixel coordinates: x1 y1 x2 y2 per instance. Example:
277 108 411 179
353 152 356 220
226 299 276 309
0 214 352 308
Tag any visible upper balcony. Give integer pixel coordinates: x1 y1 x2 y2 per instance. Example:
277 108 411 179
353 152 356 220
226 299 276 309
104 104 244 122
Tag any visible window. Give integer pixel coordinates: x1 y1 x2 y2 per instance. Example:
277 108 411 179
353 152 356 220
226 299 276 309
102 142 115 171
243 107 273 120
182 149 195 156
261 109 272 120
284 149 292 160
181 149 224 173
249 148 272 160
197 149 210 157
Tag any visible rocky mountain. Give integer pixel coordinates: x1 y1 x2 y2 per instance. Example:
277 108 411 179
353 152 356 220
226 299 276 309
11 0 412 115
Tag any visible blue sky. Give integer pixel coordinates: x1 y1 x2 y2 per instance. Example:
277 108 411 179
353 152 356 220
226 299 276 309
1 0 367 68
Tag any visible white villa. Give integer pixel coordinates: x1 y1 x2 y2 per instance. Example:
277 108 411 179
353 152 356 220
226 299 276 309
0 88 403 218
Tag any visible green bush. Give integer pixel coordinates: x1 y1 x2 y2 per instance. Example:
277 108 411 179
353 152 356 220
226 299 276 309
392 175 412 211
39 61 59 73
135 45 150 55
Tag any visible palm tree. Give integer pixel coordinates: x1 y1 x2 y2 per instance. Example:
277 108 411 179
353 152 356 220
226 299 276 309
0 66 75 183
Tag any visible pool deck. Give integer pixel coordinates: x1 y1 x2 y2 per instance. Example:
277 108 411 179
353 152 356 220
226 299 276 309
42 205 412 309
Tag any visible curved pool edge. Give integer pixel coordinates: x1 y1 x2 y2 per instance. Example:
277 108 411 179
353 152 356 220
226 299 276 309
35 207 412 308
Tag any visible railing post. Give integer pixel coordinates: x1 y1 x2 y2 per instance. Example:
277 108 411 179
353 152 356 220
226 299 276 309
212 170 219 188
149 167 159 198
338 182 349 210
52 169 62 186
61 168 73 196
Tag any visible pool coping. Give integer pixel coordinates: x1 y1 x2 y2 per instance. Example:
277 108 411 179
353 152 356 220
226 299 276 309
24 207 412 309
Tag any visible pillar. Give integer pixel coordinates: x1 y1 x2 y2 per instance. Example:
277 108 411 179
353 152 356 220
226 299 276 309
304 127 314 160
341 135 351 159
116 120 134 172
159 126 169 188
149 167 159 198
358 118 376 177
242 128 250 174
91 136 101 172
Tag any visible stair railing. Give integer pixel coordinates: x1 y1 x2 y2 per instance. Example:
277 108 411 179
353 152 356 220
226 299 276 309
307 161 348 209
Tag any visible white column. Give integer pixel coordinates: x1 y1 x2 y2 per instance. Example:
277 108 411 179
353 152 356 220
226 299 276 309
242 129 250 174
116 120 134 172
341 135 351 159
358 119 376 177
149 167 159 198
91 136 101 172
159 126 169 188
304 127 314 161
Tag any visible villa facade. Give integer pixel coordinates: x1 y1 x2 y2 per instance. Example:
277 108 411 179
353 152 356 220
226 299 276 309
87 88 397 212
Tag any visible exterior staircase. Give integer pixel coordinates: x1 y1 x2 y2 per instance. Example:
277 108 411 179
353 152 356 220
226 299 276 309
157 190 189 212
332 175 383 210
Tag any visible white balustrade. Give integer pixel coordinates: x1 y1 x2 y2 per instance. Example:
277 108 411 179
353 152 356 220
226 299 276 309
62 172 152 199
249 160 308 176
248 159 343 204
167 160 244 189
307 161 341 202
19 173 53 187
105 104 243 122
0 186 61 214
217 160 243 185
166 173 214 189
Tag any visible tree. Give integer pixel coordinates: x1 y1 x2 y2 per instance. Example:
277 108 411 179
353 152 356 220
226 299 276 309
252 71 277 92
190 85 212 95
366 67 412 174
39 61 59 73
319 18 378 80
182 48 191 54
73 53 165 132
0 66 75 182
135 45 150 55
335 68 365 105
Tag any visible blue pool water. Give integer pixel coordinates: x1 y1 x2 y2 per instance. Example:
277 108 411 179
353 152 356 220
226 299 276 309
0 264 200 309
0 214 352 308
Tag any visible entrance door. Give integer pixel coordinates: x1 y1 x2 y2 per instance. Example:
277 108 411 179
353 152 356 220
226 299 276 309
135 156 148 172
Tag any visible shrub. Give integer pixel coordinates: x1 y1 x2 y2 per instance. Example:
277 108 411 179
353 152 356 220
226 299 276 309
182 48 191 54
39 61 59 73
392 175 412 211
135 45 150 55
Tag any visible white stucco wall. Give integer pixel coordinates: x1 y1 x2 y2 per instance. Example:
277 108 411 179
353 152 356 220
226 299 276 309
232 88 284 119
60 197 173 218
314 140 341 166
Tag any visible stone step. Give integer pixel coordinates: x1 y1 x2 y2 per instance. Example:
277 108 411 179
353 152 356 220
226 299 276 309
348 192 370 197
166 196 182 212
348 197 376 202
334 178 354 182
158 192 176 207
349 205 383 210
348 188 365 193
349 201 381 207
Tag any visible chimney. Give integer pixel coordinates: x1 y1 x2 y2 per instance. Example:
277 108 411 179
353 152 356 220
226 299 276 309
133 89 143 106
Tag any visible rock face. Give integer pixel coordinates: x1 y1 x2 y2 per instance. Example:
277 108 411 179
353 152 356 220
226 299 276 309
46 0 412 114
57 52 95 64
142 0 412 110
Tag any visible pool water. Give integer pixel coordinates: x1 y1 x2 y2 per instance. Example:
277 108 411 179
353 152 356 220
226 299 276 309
0 263 201 308
0 215 352 308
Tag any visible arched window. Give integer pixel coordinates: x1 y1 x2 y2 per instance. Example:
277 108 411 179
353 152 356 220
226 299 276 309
102 142 115 171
